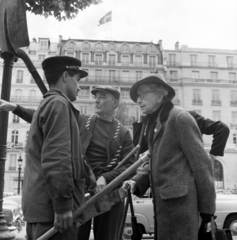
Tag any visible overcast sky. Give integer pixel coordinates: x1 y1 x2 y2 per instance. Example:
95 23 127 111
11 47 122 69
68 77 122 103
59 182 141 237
26 0 237 50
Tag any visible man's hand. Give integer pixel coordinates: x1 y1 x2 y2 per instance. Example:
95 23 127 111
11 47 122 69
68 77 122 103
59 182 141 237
0 99 17 112
54 210 73 233
96 176 106 192
87 171 97 194
122 180 137 193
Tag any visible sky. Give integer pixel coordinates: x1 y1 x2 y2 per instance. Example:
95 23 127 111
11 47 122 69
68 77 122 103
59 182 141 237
26 0 237 50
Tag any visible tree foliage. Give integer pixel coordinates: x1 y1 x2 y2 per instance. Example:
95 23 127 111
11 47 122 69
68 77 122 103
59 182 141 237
26 0 102 21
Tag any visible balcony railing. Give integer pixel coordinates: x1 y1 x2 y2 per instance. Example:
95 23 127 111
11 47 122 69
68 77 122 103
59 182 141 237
77 95 90 99
230 123 237 128
192 99 203 105
211 100 222 106
230 101 237 107
11 96 43 103
174 61 237 69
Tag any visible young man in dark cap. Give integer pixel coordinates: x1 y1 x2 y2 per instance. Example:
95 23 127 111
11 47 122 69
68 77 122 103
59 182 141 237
123 74 216 240
21 56 96 240
0 85 135 240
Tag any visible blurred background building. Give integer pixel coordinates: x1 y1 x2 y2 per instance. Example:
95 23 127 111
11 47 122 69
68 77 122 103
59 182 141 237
0 36 236 194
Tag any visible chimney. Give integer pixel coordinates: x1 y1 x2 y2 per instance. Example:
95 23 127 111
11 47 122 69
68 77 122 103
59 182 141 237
59 35 62 43
158 40 163 50
175 41 179 51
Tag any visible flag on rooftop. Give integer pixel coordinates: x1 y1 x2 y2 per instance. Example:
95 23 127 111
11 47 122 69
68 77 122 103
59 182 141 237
98 11 112 26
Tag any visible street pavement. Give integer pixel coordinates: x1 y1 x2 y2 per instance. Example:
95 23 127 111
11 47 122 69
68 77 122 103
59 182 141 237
12 226 237 240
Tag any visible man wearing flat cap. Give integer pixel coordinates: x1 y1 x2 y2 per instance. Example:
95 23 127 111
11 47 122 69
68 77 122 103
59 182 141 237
123 74 216 240
77 85 135 240
20 56 96 240
0 82 135 239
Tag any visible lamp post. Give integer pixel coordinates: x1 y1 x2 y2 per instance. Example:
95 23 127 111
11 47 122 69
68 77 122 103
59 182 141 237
17 156 23 195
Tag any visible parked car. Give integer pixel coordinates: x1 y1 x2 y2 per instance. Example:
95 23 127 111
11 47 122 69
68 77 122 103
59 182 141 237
3 195 25 232
123 191 237 239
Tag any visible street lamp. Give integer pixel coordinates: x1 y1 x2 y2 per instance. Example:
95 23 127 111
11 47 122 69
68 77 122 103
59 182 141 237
17 156 23 195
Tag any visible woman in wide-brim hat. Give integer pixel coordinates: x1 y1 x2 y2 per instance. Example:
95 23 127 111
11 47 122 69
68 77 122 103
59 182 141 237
127 73 216 240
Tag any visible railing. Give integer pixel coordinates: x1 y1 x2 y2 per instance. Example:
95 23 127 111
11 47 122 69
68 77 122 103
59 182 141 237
11 96 43 103
192 99 203 105
211 100 222 106
172 61 237 69
230 101 237 107
77 95 90 99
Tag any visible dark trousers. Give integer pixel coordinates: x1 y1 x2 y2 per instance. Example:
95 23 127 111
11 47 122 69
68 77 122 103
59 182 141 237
77 201 125 240
26 222 77 240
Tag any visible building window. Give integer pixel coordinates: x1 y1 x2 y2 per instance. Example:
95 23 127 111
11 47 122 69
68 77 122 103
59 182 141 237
11 130 18 145
208 55 216 67
16 70 23 83
68 42 75 49
192 71 199 80
108 43 116 51
13 114 19 124
234 133 237 144
82 53 89 64
38 54 46 61
121 44 129 52
28 90 36 102
193 89 202 104
170 71 178 81
148 56 156 67
134 44 142 52
227 56 234 68
121 88 130 100
134 55 142 66
212 90 221 105
109 70 116 82
210 72 218 80
213 110 221 121
95 54 103 65
231 111 237 123
78 87 90 99
95 69 102 82
65 51 75 57
108 54 116 65
25 131 29 146
82 42 90 50
231 90 237 106
39 40 48 50
95 43 103 51
229 72 236 81
122 70 129 82
80 106 87 114
15 89 22 101
190 55 197 67
135 71 142 81
121 55 129 66
169 54 176 66
9 154 17 171
30 76 35 84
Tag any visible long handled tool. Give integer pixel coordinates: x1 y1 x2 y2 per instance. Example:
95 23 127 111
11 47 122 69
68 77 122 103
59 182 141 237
117 120 147 240
37 153 150 240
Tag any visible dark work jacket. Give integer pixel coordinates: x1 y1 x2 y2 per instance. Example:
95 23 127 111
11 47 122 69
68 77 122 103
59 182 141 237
22 89 87 222
133 110 230 157
79 115 136 184
13 105 136 184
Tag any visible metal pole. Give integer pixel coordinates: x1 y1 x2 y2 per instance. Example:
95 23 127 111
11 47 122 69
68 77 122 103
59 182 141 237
17 166 21 195
0 51 15 239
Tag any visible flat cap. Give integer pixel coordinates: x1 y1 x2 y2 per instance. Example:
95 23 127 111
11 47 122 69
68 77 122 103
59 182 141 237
91 86 120 99
130 73 175 102
42 56 88 78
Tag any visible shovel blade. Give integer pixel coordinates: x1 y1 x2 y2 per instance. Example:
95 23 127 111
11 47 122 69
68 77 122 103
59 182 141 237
0 0 29 54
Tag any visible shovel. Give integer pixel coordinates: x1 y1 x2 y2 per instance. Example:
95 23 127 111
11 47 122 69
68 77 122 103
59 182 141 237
0 0 30 239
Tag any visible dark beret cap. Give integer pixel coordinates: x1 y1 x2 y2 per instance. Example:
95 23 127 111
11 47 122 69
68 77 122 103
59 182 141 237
42 56 88 78
91 86 120 99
